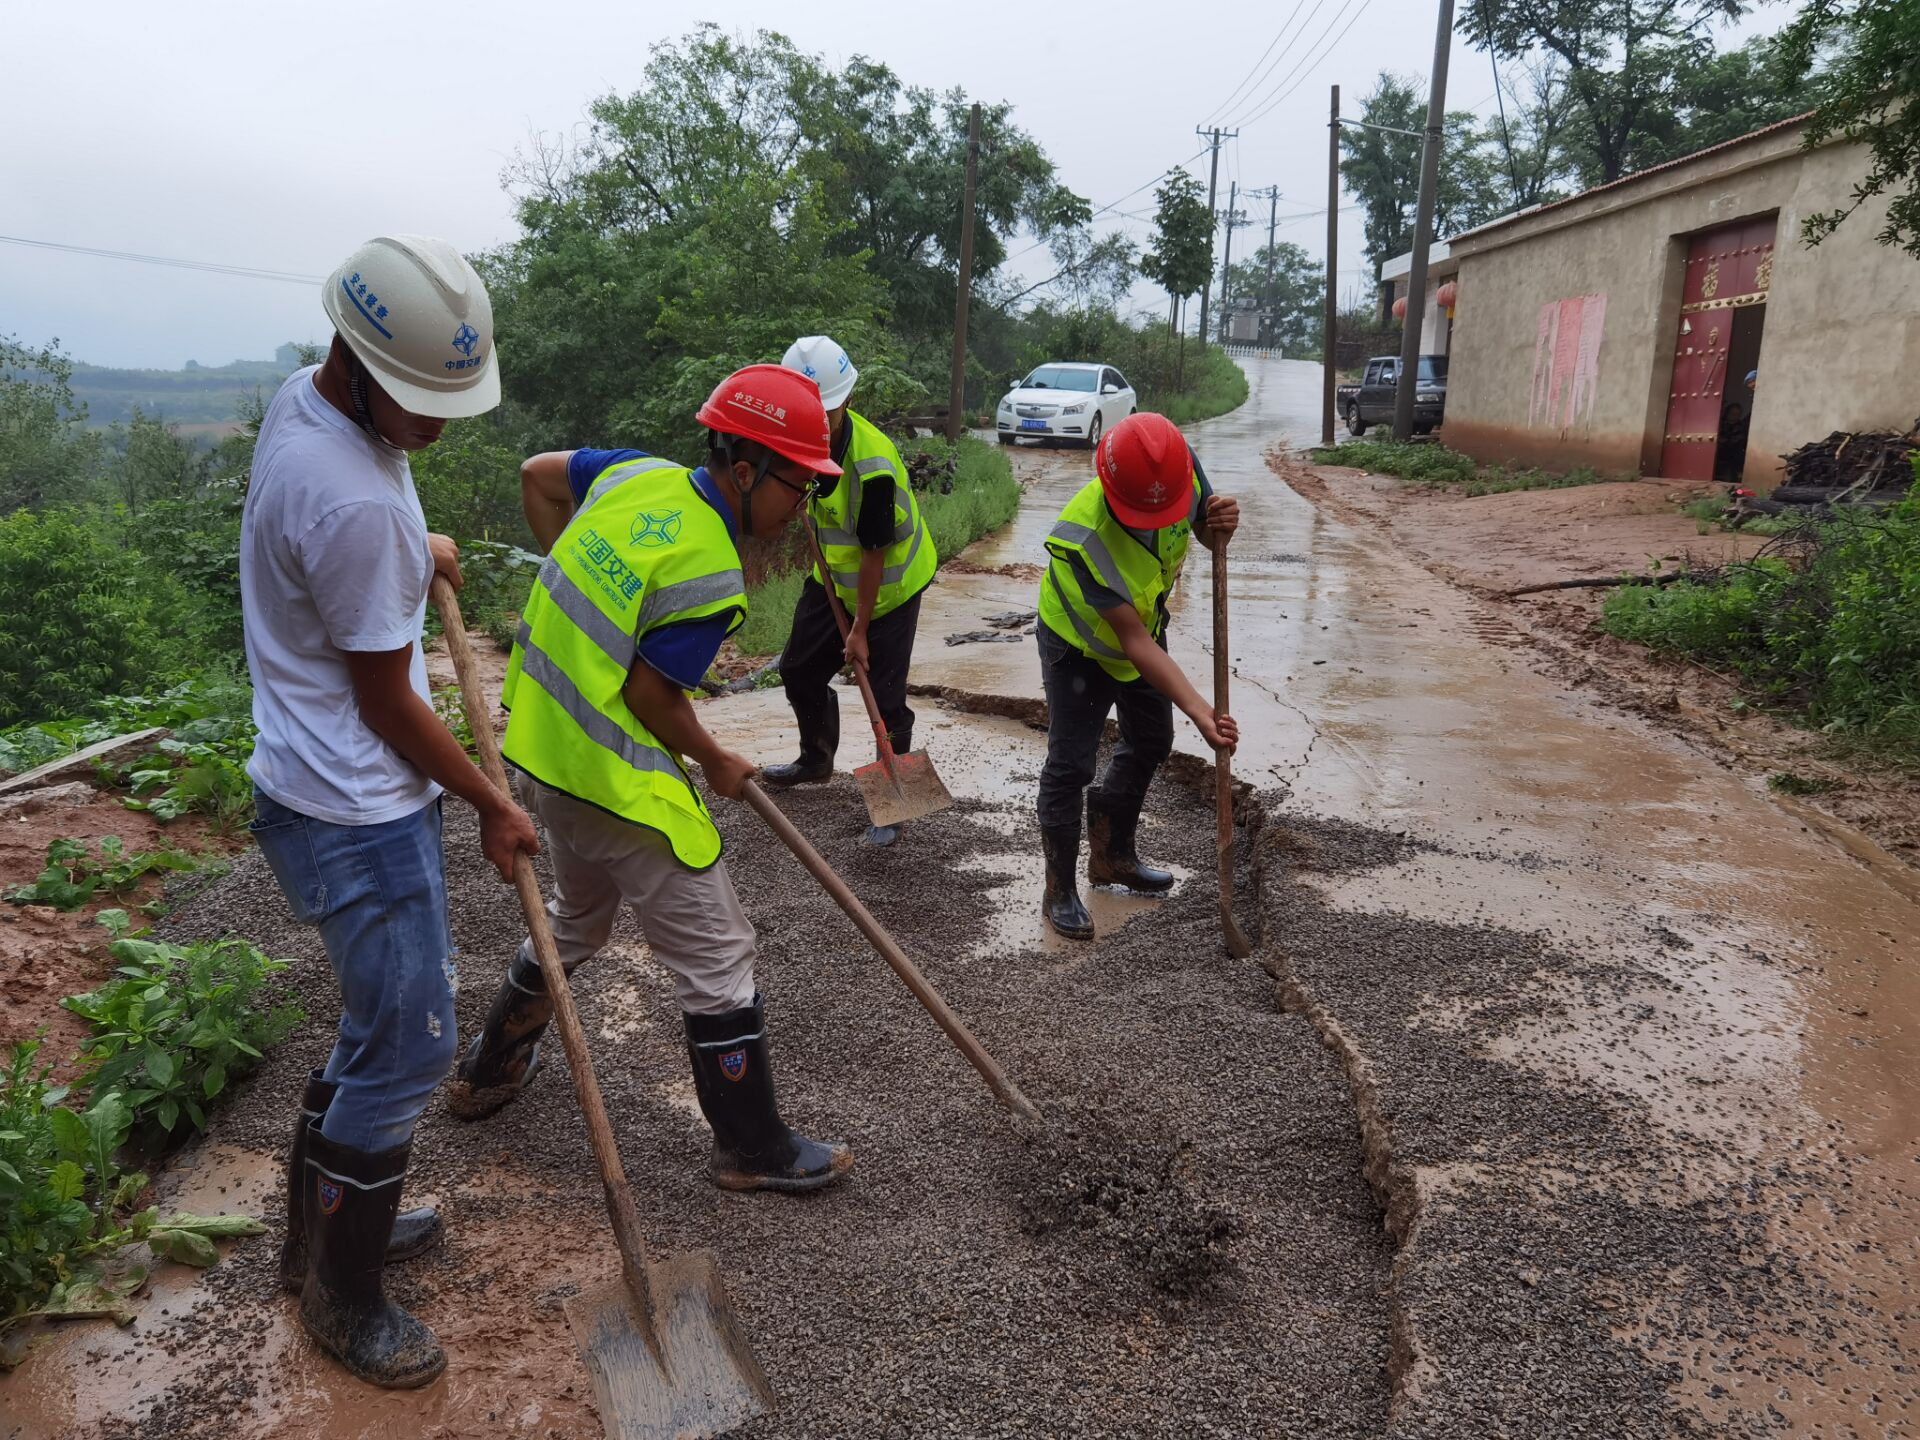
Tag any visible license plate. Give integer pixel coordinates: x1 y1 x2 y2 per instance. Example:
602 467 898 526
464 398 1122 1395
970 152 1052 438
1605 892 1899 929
1019 419 1047 431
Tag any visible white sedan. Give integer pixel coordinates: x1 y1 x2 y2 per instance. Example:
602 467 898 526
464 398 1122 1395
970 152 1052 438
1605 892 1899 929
994 362 1136 449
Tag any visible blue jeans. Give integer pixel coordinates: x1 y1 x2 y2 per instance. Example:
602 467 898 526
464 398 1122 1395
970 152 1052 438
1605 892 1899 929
250 790 458 1152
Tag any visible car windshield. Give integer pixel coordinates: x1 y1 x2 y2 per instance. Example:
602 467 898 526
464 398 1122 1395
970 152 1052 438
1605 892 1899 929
1022 366 1098 392
1418 356 1448 382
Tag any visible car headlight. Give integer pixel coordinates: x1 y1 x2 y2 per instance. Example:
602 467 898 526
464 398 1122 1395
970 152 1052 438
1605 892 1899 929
1061 402 1088 415
1417 392 1442 403
998 399 1013 412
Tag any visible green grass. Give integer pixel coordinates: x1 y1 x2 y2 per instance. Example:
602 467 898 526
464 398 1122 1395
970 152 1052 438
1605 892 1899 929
1140 346 1251 427
1310 439 1613 496
734 436 1020 658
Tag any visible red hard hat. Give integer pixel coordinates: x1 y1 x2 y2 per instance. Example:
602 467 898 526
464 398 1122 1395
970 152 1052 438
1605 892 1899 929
1096 412 1192 528
696 364 843 477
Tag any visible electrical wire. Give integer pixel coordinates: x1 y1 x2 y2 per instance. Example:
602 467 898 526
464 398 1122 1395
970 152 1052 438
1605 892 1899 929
0 233 323 286
1201 0 1313 129
1231 0 1378 131
1213 0 1329 134
1001 145 1212 268
1218 0 1349 130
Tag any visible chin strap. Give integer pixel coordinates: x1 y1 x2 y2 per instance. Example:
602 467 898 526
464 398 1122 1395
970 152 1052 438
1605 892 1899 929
713 431 778 536
345 354 401 452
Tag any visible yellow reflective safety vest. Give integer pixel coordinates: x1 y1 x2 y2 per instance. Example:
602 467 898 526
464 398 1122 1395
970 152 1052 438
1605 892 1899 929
808 410 937 619
502 456 746 870
1037 474 1201 683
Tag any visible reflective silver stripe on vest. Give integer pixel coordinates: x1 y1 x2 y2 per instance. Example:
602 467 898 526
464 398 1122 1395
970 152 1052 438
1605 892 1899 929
852 456 895 478
514 635 691 784
1048 521 1128 598
1044 565 1125 660
635 568 746 634
816 524 860 548
828 520 925 591
538 558 635 671
578 456 680 516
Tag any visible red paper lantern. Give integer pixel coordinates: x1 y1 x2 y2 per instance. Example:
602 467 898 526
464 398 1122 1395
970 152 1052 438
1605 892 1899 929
1391 295 1408 320
1436 280 1458 310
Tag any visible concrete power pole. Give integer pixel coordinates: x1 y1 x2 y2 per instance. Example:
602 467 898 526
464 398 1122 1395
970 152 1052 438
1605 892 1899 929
1392 0 1455 442
1194 125 1236 354
946 102 982 442
1218 181 1248 343
1262 186 1280 349
1323 85 1339 447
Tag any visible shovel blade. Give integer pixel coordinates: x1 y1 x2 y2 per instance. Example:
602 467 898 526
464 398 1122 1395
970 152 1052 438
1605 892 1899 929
564 1251 774 1440
853 748 953 828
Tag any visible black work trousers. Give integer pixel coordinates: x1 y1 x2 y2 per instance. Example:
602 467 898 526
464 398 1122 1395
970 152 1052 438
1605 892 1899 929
1036 623 1175 831
779 579 923 765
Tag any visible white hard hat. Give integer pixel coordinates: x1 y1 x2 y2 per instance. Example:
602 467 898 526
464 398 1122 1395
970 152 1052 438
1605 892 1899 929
321 235 500 419
780 335 857 411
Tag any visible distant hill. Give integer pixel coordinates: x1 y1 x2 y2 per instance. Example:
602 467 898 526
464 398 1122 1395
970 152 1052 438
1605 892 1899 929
68 342 316 437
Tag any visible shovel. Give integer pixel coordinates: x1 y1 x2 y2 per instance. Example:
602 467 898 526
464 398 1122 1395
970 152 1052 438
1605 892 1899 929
800 518 952 829
431 578 773 1440
1210 544 1254 960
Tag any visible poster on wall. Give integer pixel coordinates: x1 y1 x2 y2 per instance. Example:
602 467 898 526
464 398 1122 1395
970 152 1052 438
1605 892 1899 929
1528 293 1608 431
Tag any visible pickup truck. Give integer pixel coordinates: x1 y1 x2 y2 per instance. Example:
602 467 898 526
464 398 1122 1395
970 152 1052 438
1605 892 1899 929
1336 354 1448 437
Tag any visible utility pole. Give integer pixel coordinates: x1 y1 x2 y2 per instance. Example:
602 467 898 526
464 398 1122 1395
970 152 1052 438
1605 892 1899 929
1323 85 1339 446
1218 182 1249 344
1194 125 1236 355
1393 0 1454 443
1261 186 1280 349
946 101 982 443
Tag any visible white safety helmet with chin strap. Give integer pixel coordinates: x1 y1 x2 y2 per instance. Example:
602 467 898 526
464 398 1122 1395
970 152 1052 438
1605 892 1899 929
780 335 858 412
321 235 500 420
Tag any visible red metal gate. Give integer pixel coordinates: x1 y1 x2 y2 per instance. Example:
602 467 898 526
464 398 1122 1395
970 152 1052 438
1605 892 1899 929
1658 217 1776 481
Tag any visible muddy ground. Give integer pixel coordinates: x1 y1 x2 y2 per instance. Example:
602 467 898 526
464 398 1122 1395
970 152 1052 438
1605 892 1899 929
1279 456 1920 870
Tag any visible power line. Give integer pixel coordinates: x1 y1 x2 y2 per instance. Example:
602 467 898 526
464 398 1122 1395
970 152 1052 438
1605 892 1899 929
1219 0 1348 129
1202 0 1313 129
1233 0 1378 130
1003 145 1211 268
0 233 323 286
1215 0 1329 133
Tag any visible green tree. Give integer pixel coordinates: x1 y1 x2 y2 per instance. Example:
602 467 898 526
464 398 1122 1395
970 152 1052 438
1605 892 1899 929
1139 171 1213 336
1224 242 1326 350
0 338 103 514
1464 0 1751 187
1780 0 1920 257
105 408 205 516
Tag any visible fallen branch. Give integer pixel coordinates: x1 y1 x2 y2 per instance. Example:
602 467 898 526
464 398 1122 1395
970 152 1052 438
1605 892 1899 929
1502 571 1692 598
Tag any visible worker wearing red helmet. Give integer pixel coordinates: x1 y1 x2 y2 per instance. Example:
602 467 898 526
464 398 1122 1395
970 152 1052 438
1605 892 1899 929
451 364 854 1195
1034 412 1240 939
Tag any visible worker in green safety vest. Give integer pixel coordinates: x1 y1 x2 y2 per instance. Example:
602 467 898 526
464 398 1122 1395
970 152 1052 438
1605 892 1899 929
1035 412 1241 940
761 336 937 848
448 364 854 1195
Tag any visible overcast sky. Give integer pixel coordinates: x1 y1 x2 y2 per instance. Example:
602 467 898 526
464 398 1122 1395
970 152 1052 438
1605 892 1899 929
2 0 1784 370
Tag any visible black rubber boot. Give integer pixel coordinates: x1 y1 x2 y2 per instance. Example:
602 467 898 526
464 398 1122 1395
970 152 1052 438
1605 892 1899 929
281 1071 442 1293
1086 791 1175 893
446 950 555 1121
299 1123 446 1390
863 823 901 848
761 756 833 787
683 996 852 1193
1042 824 1095 940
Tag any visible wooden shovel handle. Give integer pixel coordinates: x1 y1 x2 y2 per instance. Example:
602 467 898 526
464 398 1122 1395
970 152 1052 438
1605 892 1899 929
431 578 658 1307
1210 539 1251 958
801 516 896 764
739 779 1039 1123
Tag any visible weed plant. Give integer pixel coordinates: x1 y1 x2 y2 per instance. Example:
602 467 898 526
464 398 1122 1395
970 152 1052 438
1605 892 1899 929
3 837 199 912
1311 439 1611 495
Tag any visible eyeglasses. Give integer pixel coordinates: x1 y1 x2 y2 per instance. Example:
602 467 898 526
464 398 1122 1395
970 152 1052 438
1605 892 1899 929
768 469 813 499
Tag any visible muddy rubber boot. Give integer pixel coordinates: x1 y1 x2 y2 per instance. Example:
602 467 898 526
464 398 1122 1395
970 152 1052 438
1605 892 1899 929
299 1123 446 1390
280 1071 441 1293
683 996 853 1193
1041 824 1095 941
761 755 833 787
863 823 900 848
1086 792 1175 894
445 951 554 1122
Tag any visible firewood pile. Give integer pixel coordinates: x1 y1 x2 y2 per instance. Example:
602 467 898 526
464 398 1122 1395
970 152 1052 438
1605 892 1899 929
1775 420 1919 505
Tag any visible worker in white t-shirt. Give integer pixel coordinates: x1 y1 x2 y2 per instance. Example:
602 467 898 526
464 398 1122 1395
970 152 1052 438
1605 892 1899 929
240 235 538 1391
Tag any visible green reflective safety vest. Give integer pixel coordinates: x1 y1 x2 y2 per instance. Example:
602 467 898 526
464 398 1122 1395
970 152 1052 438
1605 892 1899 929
502 456 746 870
1037 474 1201 683
808 411 937 619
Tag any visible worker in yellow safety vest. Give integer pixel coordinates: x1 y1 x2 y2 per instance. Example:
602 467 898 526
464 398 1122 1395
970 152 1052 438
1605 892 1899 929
1035 412 1240 940
760 336 937 847
448 364 854 1195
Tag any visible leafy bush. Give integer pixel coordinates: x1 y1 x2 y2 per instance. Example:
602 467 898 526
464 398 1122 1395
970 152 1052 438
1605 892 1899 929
905 435 1022 563
1310 439 1613 496
735 568 806 658
0 511 200 728
454 539 542 650
999 308 1250 428
0 1043 265 1349
62 912 300 1138
1603 474 1920 758
4 837 199 912
123 736 254 833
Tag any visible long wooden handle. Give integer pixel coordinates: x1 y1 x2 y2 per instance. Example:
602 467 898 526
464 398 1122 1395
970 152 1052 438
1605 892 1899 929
431 578 658 1311
740 779 1039 1123
801 516 895 762
1210 542 1251 958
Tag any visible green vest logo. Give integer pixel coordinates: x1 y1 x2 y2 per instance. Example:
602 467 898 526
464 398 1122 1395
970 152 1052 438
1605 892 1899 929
630 509 684 547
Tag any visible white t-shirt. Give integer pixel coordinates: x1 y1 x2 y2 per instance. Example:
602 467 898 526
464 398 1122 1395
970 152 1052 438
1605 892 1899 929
240 367 441 826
